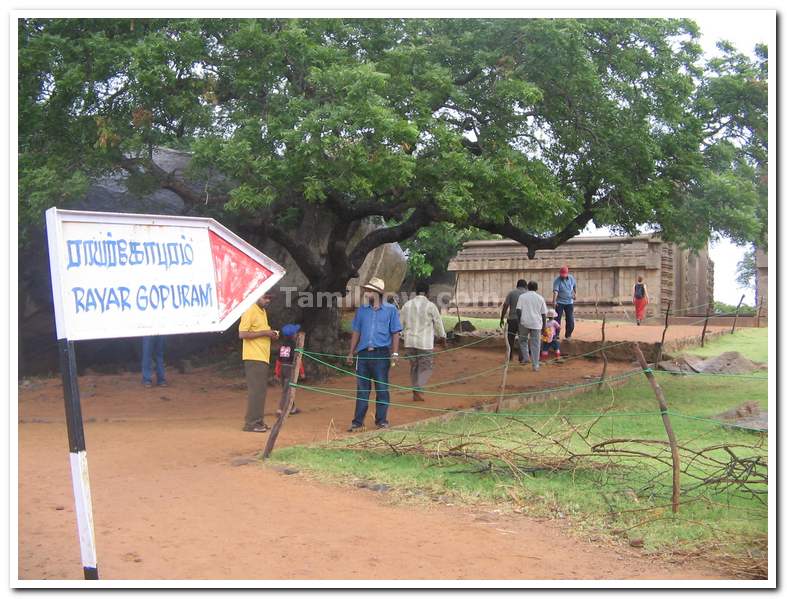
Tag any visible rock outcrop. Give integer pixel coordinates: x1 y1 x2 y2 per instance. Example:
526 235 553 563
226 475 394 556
18 148 408 375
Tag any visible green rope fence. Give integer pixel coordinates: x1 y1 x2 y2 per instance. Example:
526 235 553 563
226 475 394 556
297 338 641 393
289 380 767 432
654 371 768 381
291 366 647 403
297 351 650 397
285 305 766 429
290 379 662 418
298 332 496 360
297 305 747 364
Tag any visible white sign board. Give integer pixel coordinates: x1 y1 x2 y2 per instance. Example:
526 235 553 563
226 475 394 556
46 208 286 341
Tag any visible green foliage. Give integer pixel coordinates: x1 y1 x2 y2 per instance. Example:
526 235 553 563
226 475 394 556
17 157 90 249
736 247 757 290
401 223 497 281
664 39 769 249
18 18 217 248
690 327 766 362
18 18 769 278
712 301 758 320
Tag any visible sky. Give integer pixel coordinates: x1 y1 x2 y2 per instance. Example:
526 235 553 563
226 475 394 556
579 10 773 306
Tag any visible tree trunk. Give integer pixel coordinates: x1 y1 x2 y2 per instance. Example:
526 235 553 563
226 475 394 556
298 302 346 381
18 287 27 377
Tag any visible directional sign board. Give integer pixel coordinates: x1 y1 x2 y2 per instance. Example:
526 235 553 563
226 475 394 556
46 208 286 340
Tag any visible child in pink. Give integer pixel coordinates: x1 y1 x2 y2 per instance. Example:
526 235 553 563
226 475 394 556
541 309 561 360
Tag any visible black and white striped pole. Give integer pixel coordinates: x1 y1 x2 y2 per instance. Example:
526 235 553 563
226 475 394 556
44 207 287 579
47 208 100 580
57 339 99 579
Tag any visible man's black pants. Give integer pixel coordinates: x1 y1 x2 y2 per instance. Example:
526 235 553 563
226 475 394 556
506 318 522 362
555 303 575 338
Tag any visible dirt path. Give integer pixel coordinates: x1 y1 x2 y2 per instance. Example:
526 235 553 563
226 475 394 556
18 344 724 580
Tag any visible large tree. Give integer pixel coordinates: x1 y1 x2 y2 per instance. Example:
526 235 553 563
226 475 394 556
18 18 768 351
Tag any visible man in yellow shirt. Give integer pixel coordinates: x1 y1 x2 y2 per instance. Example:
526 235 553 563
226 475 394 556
238 291 279 432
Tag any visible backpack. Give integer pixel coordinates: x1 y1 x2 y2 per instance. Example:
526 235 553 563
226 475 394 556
634 283 645 299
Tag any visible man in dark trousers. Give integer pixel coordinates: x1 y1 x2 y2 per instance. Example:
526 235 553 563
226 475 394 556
141 335 167 387
238 291 279 432
499 279 528 362
552 265 577 339
345 277 402 432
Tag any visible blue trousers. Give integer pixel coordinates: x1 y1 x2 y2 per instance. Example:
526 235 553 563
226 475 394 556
141 335 166 385
555 303 575 338
353 348 391 427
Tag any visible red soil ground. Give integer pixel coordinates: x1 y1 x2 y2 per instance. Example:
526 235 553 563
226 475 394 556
17 325 726 581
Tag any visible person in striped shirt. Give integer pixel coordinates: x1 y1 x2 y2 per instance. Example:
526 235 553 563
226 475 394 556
400 281 447 402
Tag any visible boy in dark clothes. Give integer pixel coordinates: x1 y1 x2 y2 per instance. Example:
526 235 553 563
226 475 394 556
274 323 305 416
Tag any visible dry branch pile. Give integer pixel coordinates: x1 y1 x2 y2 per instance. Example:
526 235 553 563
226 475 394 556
337 408 768 578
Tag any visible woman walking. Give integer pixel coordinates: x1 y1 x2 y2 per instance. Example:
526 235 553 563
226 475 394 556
632 276 649 325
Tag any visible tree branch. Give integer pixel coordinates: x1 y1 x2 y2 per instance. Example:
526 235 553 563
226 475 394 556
348 205 435 270
453 67 483 87
118 155 228 206
262 221 324 283
324 192 413 221
470 187 599 258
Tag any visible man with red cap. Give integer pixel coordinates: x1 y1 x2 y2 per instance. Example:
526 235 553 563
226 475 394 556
552 265 577 339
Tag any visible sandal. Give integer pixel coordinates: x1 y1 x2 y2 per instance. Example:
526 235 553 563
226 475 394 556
243 423 269 433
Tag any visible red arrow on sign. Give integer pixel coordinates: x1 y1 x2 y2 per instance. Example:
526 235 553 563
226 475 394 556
209 230 275 321
45 208 286 340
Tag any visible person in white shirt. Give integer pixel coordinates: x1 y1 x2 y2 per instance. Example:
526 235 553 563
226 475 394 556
400 281 447 401
515 281 548 371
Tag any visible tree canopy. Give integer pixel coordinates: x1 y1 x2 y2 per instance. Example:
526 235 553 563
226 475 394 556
19 18 768 295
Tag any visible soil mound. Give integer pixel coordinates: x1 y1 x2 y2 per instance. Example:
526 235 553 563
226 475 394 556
713 401 768 432
454 320 477 333
658 351 766 376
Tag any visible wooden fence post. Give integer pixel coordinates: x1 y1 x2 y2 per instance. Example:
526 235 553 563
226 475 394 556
452 273 463 328
263 331 305 459
656 301 671 366
496 323 511 413
700 302 713 347
632 343 681 514
599 313 608 386
731 294 746 335
756 297 763 328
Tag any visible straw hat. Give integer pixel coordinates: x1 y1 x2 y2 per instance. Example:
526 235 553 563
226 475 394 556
361 277 385 294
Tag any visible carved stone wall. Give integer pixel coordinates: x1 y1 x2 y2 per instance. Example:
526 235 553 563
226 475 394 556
447 235 714 319
756 248 768 316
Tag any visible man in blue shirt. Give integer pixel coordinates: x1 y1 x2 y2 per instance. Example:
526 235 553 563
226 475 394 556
552 265 577 339
345 277 402 432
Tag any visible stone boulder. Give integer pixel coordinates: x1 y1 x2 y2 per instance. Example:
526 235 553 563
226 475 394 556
19 147 409 375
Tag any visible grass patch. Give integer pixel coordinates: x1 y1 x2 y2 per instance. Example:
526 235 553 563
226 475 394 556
272 373 768 562
687 327 768 364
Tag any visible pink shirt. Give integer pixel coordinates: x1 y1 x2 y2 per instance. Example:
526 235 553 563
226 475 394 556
543 320 560 343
